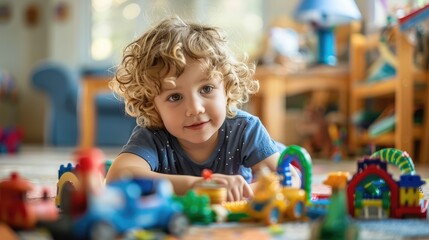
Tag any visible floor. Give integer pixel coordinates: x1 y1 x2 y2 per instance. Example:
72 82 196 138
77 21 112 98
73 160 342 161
0 146 123 199
1 145 429 240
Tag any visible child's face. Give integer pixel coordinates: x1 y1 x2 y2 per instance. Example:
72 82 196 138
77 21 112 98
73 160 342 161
154 59 227 146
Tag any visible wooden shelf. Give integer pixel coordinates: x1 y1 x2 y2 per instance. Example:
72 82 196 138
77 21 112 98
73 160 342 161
414 69 429 82
352 78 396 98
352 71 428 99
250 64 349 143
356 126 423 146
348 27 429 163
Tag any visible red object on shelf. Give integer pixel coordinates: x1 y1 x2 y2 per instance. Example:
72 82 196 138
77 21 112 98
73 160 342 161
398 4 429 31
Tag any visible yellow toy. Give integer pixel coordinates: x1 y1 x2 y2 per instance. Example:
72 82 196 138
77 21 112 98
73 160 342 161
223 168 307 225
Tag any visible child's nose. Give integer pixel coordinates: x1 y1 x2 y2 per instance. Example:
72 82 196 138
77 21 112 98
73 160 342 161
186 97 205 117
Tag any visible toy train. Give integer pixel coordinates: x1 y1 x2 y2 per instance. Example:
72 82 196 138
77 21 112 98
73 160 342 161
0 172 58 229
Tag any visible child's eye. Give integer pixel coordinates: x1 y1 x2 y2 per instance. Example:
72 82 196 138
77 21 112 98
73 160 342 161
200 85 213 94
167 93 182 102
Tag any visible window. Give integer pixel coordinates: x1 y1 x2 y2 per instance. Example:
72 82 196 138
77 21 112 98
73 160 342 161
86 0 263 66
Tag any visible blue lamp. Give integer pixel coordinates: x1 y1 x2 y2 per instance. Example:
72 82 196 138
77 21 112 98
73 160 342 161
294 0 361 65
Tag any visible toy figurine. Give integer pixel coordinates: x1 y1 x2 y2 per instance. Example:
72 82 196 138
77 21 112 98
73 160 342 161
223 167 307 225
0 172 58 229
311 172 359 240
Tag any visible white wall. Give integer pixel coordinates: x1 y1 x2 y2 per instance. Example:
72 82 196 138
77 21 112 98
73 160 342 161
0 0 85 143
48 0 85 67
0 0 48 143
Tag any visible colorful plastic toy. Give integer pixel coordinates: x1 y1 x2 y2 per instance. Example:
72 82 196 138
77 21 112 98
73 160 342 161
51 148 189 239
370 148 415 174
277 145 313 202
399 3 429 31
55 148 112 210
194 169 227 204
73 178 189 239
347 149 427 219
173 190 215 224
277 145 333 220
223 167 307 225
311 172 359 240
0 126 23 154
0 172 58 229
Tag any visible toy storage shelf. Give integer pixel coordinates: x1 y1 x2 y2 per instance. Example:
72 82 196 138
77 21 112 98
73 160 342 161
356 127 423 146
353 72 426 97
348 27 429 163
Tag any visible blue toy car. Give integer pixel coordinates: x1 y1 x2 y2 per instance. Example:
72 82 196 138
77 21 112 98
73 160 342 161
73 178 189 239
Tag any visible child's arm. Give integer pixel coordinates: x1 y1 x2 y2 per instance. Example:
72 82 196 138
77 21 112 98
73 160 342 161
105 153 200 195
105 153 253 200
251 152 302 188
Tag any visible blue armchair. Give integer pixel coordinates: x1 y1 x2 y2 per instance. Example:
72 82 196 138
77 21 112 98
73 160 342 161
31 61 136 146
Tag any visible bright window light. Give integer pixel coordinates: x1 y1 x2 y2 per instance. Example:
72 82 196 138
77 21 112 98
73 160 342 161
92 0 113 11
123 3 141 20
91 38 113 61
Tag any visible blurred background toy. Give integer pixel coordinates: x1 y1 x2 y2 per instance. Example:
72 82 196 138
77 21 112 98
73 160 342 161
0 172 58 229
0 126 23 154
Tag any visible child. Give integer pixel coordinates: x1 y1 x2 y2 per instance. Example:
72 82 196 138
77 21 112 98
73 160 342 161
105 16 301 201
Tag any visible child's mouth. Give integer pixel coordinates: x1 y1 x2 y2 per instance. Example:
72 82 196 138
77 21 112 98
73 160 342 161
186 121 208 130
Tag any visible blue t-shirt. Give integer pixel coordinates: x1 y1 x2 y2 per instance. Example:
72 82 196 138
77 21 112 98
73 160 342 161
121 110 284 183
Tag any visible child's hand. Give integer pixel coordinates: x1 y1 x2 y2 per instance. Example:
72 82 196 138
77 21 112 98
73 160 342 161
199 173 254 202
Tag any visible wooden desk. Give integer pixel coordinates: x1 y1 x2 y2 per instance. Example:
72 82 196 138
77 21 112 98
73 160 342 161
79 76 110 149
250 65 349 143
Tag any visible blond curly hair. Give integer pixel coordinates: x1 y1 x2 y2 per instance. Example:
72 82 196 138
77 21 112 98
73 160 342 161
110 16 259 129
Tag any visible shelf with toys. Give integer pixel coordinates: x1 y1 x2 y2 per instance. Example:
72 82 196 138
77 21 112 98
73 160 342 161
348 24 429 163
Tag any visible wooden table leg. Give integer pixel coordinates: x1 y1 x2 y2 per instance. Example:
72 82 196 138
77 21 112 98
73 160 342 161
260 76 285 142
79 78 110 149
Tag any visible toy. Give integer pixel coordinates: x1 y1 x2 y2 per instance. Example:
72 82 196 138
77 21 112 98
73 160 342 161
247 168 289 225
173 190 216 224
278 145 332 220
347 151 427 219
55 149 112 211
0 126 23 154
55 163 80 210
277 145 312 201
328 123 346 161
311 172 359 240
370 148 415 175
0 172 58 229
51 148 189 239
222 145 312 225
223 167 307 225
73 178 189 239
399 3 429 31
305 199 330 220
194 169 227 204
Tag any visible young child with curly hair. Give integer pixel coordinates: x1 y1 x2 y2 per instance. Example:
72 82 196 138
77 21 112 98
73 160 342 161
106 16 301 201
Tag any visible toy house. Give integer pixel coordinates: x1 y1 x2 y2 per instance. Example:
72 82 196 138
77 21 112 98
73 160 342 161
347 157 427 219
